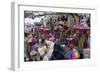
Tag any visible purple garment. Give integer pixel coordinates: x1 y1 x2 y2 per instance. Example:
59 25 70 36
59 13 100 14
31 44 38 51
71 51 76 59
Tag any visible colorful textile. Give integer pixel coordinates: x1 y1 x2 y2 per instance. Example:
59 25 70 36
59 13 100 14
65 48 80 59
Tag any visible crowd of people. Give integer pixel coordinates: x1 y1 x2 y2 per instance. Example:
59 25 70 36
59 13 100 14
24 12 90 61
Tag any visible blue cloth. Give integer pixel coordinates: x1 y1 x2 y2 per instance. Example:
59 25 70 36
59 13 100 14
65 51 70 59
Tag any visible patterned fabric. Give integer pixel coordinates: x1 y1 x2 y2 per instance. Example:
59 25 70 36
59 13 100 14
65 48 80 59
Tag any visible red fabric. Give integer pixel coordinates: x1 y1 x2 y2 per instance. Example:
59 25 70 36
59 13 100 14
70 51 73 59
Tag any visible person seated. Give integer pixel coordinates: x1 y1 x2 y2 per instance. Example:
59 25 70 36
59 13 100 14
24 33 38 61
29 43 42 61
51 39 65 60
37 38 55 61
43 40 54 60
37 38 48 60
64 44 80 59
